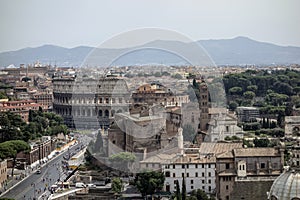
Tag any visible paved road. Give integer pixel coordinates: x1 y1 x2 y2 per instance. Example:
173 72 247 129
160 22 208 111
1 142 82 200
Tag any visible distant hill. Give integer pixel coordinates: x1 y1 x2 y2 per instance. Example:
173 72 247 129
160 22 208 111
1 36 300 67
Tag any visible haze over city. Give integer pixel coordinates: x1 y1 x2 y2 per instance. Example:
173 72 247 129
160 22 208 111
0 0 300 52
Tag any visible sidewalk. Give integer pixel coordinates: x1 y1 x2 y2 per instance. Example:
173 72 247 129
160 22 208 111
0 140 77 197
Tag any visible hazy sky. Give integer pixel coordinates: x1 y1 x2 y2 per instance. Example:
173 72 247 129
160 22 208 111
0 0 300 52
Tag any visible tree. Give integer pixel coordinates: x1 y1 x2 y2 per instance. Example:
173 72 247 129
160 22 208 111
134 170 165 197
0 140 30 176
253 138 270 147
229 87 243 95
181 176 186 200
175 180 181 200
172 73 183 79
0 91 8 99
247 85 258 93
228 101 238 111
243 91 255 100
190 189 210 200
111 177 123 194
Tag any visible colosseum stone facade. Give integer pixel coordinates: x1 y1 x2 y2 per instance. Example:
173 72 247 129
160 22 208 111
52 76 130 129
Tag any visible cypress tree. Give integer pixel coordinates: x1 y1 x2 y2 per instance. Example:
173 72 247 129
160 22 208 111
182 175 186 200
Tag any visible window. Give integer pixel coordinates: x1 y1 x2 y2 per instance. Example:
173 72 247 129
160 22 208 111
261 163 266 169
165 171 170 177
182 173 184 177
202 164 204 168
208 164 211 168
209 186 211 191
208 179 211 184
173 173 176 177
190 180 193 184
202 172 205 177
173 165 175 169
186 165 189 169
191 186 194 190
226 163 230 169
226 126 229 132
182 164 185 169
195 172 198 177
202 186 205 190
202 180 205 184
226 185 229 190
105 110 109 117
208 172 211 177
186 173 189 177
195 164 198 168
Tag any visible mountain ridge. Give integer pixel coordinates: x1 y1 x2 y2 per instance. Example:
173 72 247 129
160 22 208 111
1 37 300 67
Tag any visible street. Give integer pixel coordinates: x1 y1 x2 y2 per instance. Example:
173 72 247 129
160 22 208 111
1 138 86 200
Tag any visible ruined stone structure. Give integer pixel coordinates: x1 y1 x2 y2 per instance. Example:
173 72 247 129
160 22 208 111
132 82 189 107
52 76 130 129
285 116 300 138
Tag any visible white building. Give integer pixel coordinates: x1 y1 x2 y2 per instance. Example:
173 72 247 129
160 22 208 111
206 112 243 142
162 154 216 194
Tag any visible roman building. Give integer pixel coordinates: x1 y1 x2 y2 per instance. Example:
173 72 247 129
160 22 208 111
52 76 130 129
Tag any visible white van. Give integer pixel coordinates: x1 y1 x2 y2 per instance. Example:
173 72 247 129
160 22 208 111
75 182 86 188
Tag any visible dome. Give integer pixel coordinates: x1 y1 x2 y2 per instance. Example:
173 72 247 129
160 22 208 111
268 169 300 200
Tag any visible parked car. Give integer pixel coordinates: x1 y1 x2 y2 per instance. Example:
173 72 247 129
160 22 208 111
86 184 96 188
75 182 86 188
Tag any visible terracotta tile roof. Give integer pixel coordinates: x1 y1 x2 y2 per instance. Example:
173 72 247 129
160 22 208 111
233 148 280 157
199 142 243 155
173 155 216 164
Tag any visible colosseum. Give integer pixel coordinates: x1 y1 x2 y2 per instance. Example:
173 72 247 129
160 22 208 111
52 76 130 129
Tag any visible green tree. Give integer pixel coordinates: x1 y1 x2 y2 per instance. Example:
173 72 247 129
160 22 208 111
243 91 255 100
0 91 8 99
0 140 30 176
246 85 258 93
228 101 238 111
134 170 165 197
175 180 181 200
190 189 210 200
229 87 243 95
182 176 186 200
172 73 183 79
253 138 270 147
154 72 162 77
111 177 123 194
